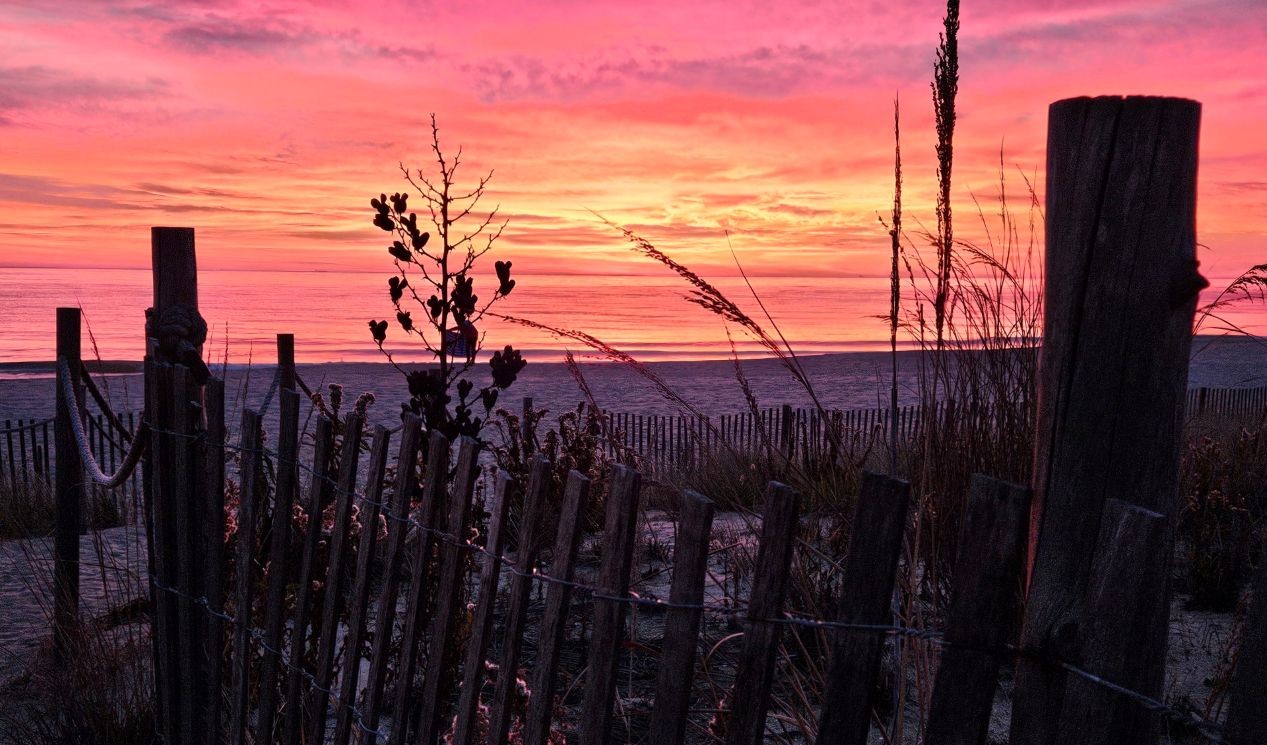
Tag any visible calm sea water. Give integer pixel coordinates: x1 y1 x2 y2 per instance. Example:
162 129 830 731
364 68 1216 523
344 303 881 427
0 267 1261 365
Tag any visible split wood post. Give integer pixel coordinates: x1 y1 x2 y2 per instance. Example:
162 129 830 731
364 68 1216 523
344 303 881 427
1225 535 1267 744
281 416 336 744
331 424 392 745
254 388 301 742
579 465 643 745
489 455 553 745
359 416 424 733
1055 500 1168 745
53 307 83 663
387 431 452 745
451 470 516 745
201 377 227 745
926 475 1032 745
229 408 264 745
649 490 716 745
815 472 910 745
415 436 484 744
307 412 365 745
524 470 592 745
723 481 801 745
1010 96 1204 745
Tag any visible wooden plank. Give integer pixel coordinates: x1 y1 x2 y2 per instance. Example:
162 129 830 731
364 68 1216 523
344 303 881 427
1226 533 1267 744
414 436 483 745
53 308 83 663
450 470 516 745
229 408 264 745
524 470 592 745
170 365 200 744
1055 500 1168 745
307 412 365 745
386 430 452 745
488 455 553 745
724 481 801 745
281 415 336 745
649 490 716 745
578 465 643 745
331 425 392 745
813 472 911 745
1012 96 1202 745
254 388 302 743
201 378 227 745
926 475 1031 745
360 415 425 732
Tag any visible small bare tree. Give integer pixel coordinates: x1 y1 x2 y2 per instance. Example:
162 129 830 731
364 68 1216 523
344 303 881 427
368 115 525 439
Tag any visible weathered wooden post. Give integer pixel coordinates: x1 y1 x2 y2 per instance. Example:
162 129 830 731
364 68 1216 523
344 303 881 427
277 332 295 391
53 307 84 662
1010 96 1204 745
1225 541 1267 744
146 226 207 745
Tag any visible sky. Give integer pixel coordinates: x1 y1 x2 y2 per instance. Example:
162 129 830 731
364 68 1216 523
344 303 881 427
0 0 1264 279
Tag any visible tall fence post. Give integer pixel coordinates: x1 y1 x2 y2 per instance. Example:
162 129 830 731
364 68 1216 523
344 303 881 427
53 307 83 662
1011 96 1203 745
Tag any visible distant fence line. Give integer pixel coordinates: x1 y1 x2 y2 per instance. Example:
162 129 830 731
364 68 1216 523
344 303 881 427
3 384 1265 490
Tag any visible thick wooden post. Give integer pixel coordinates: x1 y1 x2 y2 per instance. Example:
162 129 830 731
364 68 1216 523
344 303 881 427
815 473 910 745
1012 96 1203 745
53 307 83 662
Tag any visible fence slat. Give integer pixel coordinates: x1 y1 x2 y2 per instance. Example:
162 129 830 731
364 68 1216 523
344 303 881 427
360 416 425 733
524 469 592 745
201 378 227 745
489 455 553 745
1055 499 1168 745
451 470 515 745
387 430 452 745
229 408 264 745
724 481 801 745
307 412 366 745
415 436 483 744
815 472 911 745
649 489 716 745
282 415 336 745
579 465 643 745
926 475 1031 745
1226 532 1267 744
331 424 392 745
255 388 302 743
170 365 201 745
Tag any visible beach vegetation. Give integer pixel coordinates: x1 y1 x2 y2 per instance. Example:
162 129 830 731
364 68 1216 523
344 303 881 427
367 115 526 441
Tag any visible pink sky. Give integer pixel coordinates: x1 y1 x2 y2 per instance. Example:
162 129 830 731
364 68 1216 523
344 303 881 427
0 0 1263 279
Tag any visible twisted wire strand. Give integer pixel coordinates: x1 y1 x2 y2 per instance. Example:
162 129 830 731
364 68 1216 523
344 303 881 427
0 417 54 435
57 357 148 488
140 418 1231 744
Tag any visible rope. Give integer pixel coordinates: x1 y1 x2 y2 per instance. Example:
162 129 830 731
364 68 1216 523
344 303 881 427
57 357 148 489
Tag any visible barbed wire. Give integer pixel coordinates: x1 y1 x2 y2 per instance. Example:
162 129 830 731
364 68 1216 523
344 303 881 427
66 361 1233 744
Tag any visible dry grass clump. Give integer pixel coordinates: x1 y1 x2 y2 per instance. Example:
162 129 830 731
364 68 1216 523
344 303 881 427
0 478 55 539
